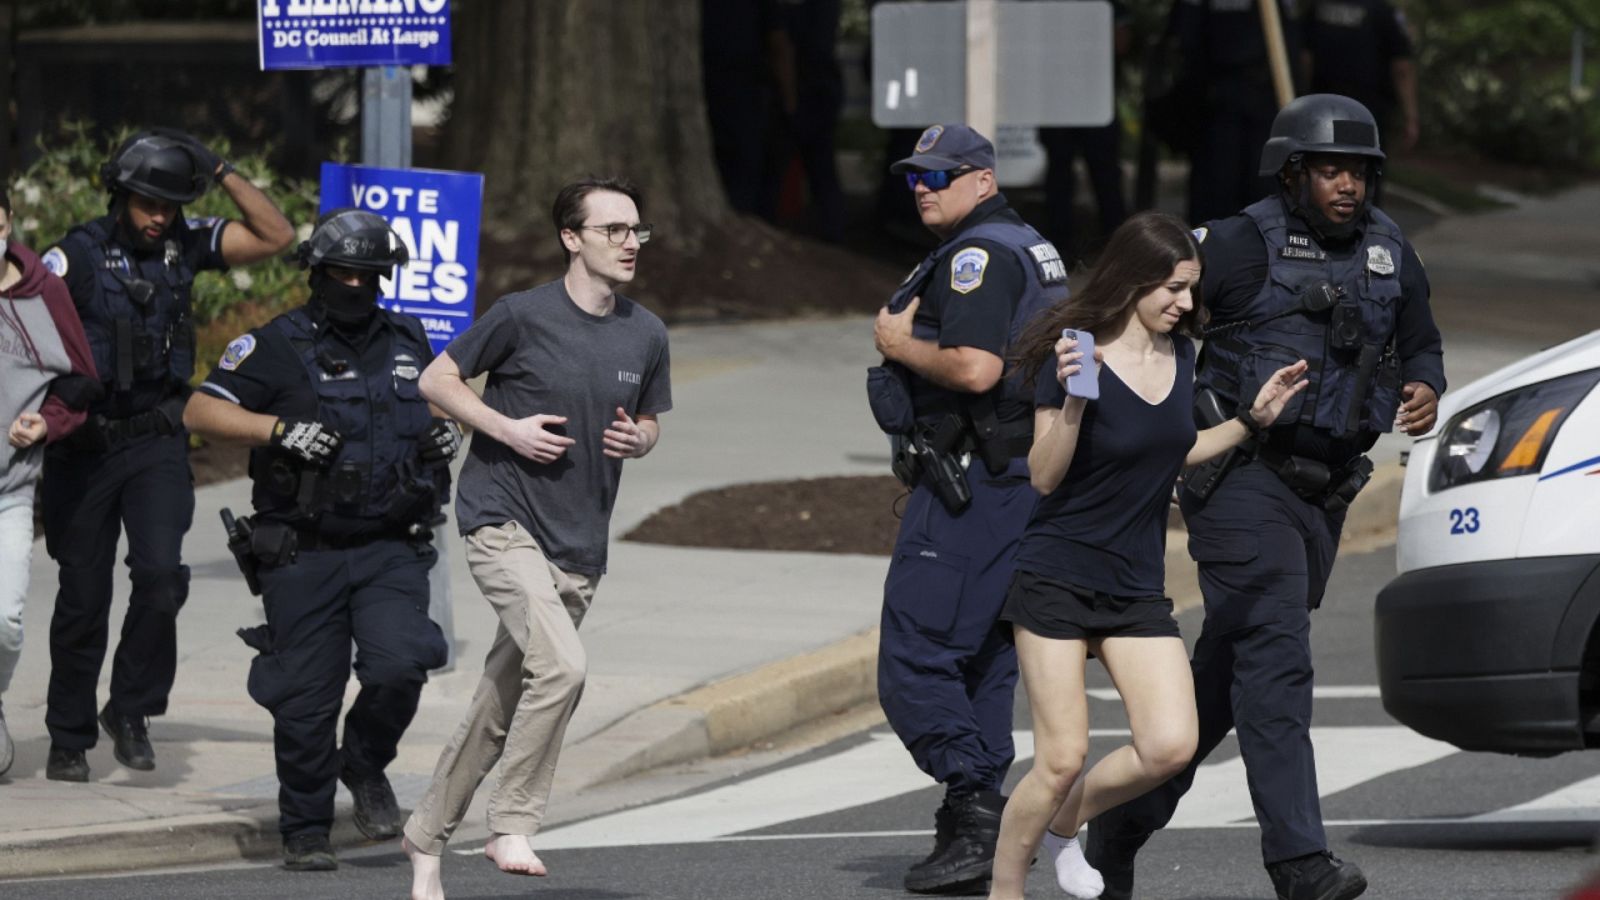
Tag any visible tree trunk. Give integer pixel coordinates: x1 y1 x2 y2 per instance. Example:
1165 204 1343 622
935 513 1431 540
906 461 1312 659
447 0 731 253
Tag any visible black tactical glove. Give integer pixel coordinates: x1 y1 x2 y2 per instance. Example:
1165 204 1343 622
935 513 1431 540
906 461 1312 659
150 127 231 183
416 418 462 464
270 418 342 467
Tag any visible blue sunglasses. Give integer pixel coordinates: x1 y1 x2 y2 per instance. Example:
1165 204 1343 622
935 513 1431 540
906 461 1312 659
905 167 975 191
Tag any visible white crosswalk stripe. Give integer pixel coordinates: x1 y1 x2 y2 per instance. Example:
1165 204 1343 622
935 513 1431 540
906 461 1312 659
528 724 1590 851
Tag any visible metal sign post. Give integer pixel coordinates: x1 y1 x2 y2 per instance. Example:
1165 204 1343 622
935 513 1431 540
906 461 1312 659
362 66 413 169
965 0 999 144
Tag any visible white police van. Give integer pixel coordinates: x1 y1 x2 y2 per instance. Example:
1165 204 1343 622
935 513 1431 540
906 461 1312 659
1376 330 1600 755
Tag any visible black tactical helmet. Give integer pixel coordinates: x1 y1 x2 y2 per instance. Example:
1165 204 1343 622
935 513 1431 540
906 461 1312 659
100 132 209 204
297 207 409 273
1258 94 1385 177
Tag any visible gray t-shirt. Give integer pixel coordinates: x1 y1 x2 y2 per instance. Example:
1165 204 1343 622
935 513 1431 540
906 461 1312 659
448 280 672 575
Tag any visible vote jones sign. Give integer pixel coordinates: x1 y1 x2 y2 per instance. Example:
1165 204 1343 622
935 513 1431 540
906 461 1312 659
259 0 451 70
320 163 484 355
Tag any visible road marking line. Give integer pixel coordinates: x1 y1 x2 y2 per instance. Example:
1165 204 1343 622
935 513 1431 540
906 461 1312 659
1088 685 1380 702
1470 771 1600 823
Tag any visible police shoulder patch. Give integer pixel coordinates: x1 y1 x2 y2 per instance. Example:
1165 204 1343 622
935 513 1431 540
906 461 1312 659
219 334 257 372
1191 226 1208 244
41 246 69 277
950 247 989 295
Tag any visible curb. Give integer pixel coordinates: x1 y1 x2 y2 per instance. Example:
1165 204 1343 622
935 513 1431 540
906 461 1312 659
565 630 880 790
0 804 379 880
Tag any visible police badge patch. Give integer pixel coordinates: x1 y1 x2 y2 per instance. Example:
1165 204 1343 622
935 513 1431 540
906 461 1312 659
41 247 68 277
915 125 945 153
950 247 989 294
1367 245 1396 276
219 334 256 371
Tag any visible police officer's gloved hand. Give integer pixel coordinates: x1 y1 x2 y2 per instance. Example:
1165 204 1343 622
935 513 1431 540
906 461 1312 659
150 127 231 183
270 418 342 467
416 418 462 464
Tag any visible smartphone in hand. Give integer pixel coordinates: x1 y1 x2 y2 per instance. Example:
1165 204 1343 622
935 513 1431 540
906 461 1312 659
1062 328 1099 400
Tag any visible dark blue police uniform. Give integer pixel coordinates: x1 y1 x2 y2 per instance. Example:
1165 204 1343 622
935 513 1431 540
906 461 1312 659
1171 0 1301 224
879 191 1066 798
199 306 449 839
1093 196 1444 865
40 214 227 753
1303 0 1414 150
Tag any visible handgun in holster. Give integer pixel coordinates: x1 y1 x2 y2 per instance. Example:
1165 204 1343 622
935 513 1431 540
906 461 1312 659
220 508 262 596
893 413 973 515
1182 388 1247 502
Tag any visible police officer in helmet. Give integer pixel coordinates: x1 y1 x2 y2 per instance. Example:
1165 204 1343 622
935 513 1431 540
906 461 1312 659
183 208 457 870
39 129 293 783
869 123 1066 893
1084 94 1444 900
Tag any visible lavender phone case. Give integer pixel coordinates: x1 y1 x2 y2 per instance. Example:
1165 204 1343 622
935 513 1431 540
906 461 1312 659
1062 328 1099 400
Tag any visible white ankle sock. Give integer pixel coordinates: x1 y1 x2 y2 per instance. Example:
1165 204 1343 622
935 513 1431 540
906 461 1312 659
1042 829 1104 899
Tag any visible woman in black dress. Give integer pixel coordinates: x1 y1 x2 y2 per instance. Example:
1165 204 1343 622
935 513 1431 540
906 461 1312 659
987 212 1308 899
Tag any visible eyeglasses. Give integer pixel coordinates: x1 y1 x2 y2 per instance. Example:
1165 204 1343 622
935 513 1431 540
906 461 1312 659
905 168 975 192
581 223 654 245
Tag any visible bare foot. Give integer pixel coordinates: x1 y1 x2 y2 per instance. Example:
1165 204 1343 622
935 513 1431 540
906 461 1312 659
403 835 446 900
483 833 547 876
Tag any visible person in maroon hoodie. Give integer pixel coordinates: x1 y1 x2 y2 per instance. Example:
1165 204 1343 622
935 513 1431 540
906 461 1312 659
0 187 100 777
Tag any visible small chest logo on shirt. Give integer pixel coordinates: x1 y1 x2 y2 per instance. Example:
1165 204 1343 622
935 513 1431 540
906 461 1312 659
1280 232 1327 262
618 370 642 385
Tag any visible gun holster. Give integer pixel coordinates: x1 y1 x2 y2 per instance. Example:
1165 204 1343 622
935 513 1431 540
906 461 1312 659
220 508 263 596
892 414 973 515
1182 388 1246 502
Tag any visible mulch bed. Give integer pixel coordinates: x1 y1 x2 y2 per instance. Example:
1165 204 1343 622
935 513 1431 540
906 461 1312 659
623 475 908 557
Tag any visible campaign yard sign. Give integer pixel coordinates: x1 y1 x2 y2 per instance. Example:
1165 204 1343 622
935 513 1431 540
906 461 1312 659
320 163 484 356
259 0 452 70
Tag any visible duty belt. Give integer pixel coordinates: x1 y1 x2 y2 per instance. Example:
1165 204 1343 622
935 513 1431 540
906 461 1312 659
1251 443 1374 514
291 522 435 552
102 408 177 444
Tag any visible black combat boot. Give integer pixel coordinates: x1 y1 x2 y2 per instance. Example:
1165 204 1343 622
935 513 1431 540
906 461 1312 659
903 789 1004 894
283 832 338 871
1266 850 1367 900
98 701 155 771
45 746 90 782
340 766 402 840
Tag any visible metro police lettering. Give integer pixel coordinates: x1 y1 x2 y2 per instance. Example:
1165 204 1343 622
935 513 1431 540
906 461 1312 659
1026 242 1068 284
618 370 642 385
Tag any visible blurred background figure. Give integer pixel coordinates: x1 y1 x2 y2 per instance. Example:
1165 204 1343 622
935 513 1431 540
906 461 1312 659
1300 0 1420 154
1169 0 1300 225
1039 0 1132 259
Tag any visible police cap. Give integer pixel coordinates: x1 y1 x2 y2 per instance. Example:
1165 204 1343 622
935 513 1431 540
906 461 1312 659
101 132 210 204
890 124 997 173
1259 94 1385 177
297 208 409 273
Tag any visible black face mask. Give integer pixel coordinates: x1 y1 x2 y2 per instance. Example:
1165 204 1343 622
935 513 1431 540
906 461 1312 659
310 269 380 327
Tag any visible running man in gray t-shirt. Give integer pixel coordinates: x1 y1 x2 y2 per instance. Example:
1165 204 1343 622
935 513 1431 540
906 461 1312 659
403 177 670 895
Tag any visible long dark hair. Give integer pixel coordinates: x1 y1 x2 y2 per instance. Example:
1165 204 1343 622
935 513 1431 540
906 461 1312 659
1012 211 1208 387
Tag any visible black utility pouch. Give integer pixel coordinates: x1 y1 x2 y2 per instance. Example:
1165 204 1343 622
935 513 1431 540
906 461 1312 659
866 364 916 436
249 522 299 569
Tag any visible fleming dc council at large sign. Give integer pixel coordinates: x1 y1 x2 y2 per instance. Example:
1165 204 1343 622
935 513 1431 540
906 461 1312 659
260 0 451 67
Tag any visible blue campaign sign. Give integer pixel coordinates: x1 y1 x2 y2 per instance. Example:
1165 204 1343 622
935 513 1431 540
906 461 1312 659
259 0 452 70
320 163 484 355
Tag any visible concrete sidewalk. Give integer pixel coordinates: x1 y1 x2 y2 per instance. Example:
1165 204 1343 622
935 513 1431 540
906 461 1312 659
3 182 1597 879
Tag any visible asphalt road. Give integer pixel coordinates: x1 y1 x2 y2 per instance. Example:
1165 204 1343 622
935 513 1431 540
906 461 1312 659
8 544 1598 900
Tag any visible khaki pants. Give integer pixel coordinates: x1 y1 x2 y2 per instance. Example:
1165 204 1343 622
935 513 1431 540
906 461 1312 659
404 521 599 854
